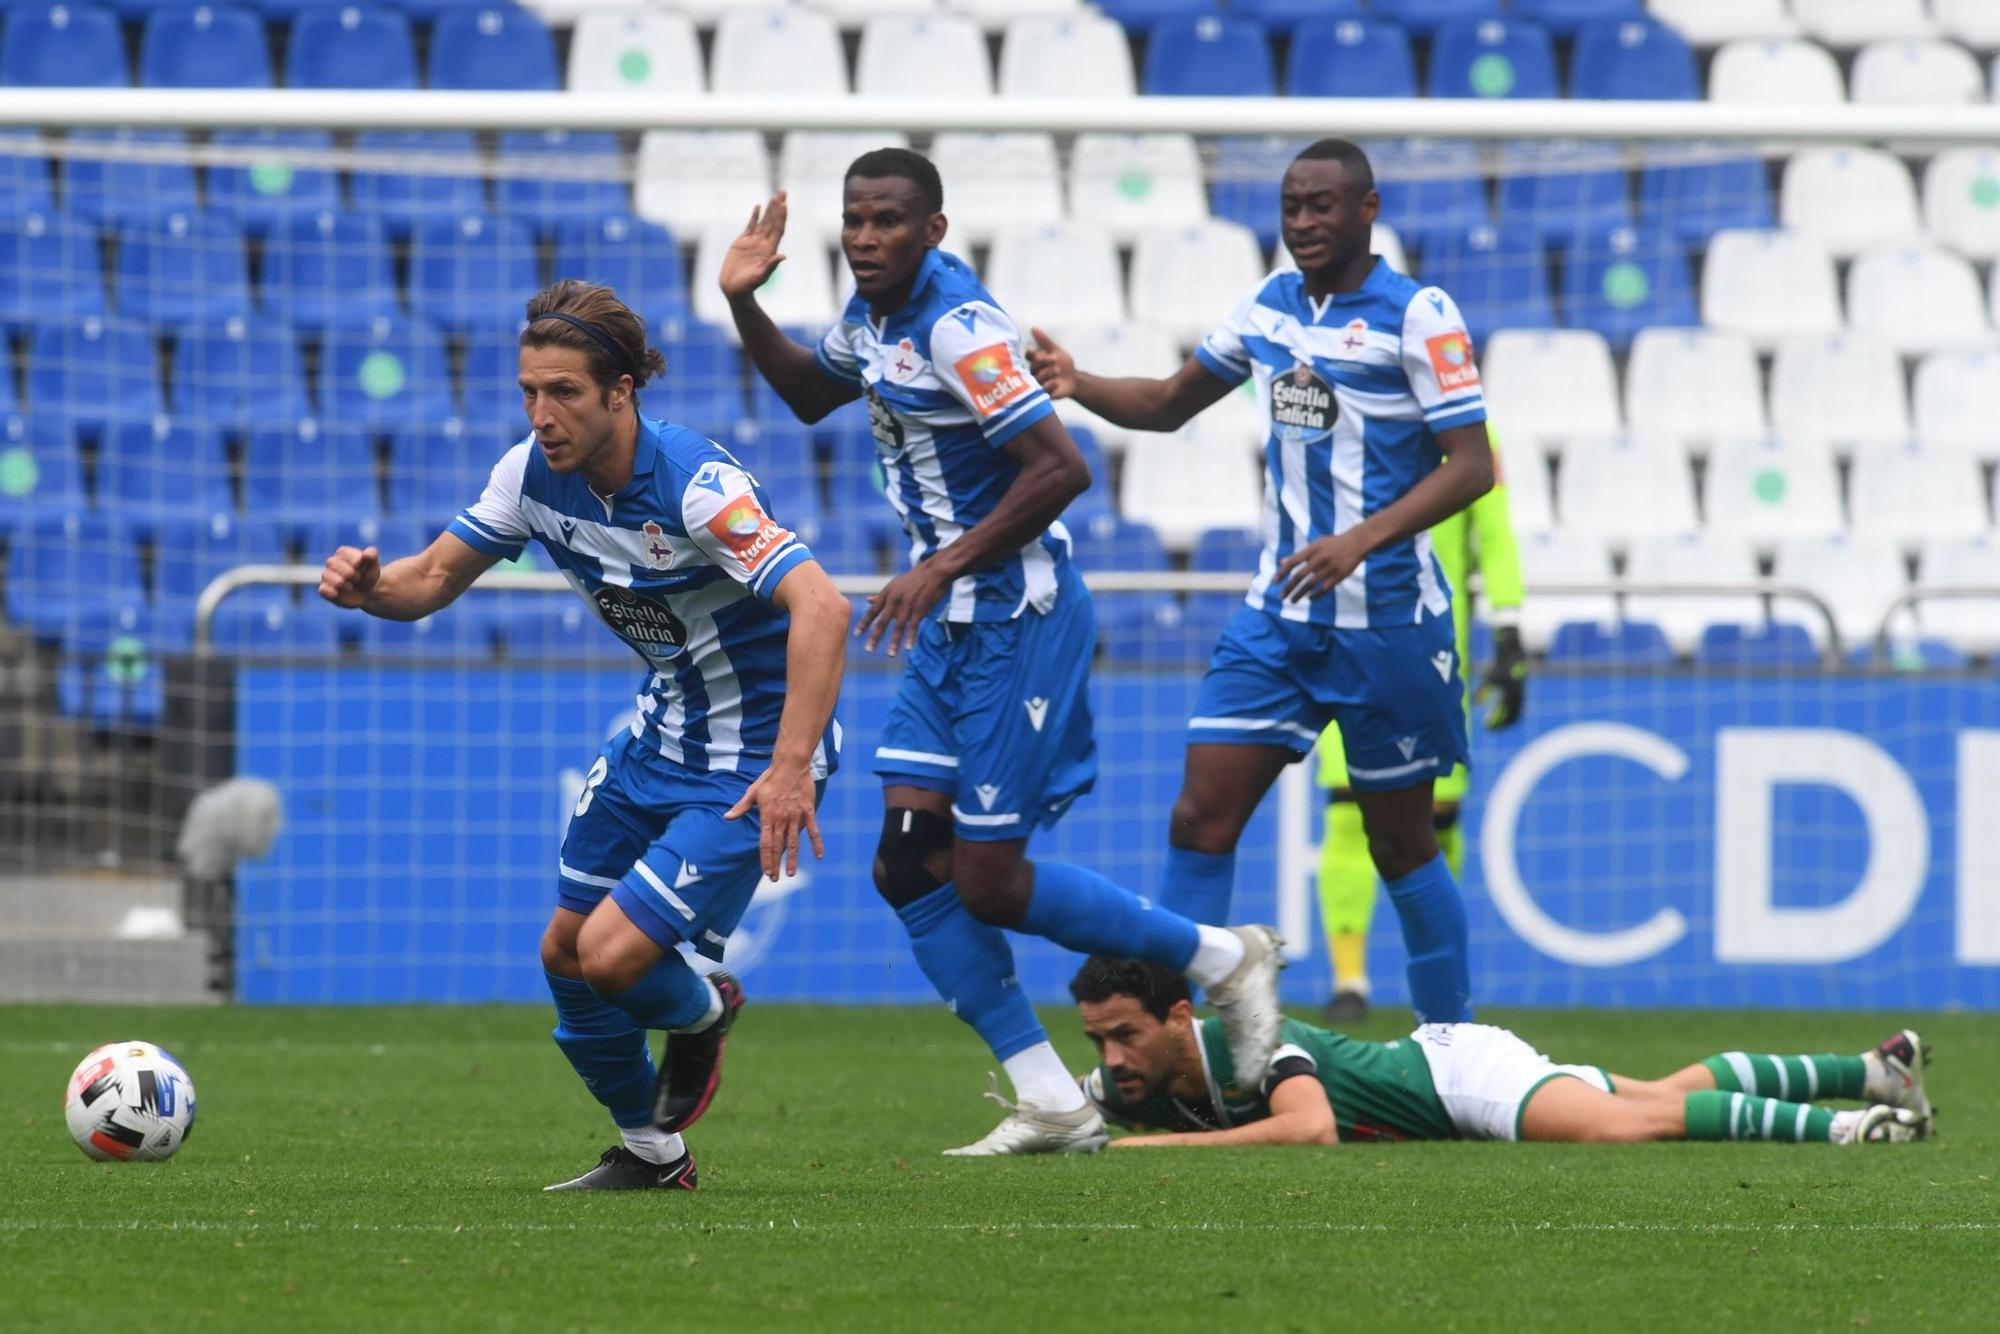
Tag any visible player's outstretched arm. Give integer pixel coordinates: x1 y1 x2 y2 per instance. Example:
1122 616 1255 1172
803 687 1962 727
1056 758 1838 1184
1028 331 1234 434
1110 1076 1339 1148
722 192 858 425
318 531 498 621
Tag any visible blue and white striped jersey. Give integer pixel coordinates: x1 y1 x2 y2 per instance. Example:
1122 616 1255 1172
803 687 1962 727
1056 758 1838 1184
447 415 837 778
1195 258 1488 630
815 248 1071 624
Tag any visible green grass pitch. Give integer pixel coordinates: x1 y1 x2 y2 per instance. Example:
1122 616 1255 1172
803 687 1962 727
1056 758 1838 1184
3 1003 1994 1332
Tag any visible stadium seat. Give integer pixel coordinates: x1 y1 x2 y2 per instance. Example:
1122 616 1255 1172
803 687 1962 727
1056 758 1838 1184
855 14 991 98
1694 621 1821 667
1043 322 1181 453
1702 438 1844 545
458 331 526 426
1923 149 2000 259
551 212 689 332
1644 0 1795 45
711 7 846 98
1934 0 2000 49
389 418 504 527
1068 134 1209 245
1495 444 1555 535
244 420 380 534
1118 420 1261 550
285 5 418 89
1851 38 1983 104
1187 524 1261 646
1414 225 1554 345
947 0 1082 29
691 219 836 337
1556 438 1697 543
4 512 144 644
1545 620 1674 665
318 317 456 429
1772 534 1913 649
1495 140 1633 248
1129 220 1266 349
64 129 198 229
408 214 540 336
820 423 904 547
1849 444 1990 545
257 211 399 334
1371 222 1410 275
300 515 423 569
1916 535 2000 655
1144 15 1276 97
1570 17 1699 98
204 129 341 239
1846 246 1993 356
97 419 233 534
633 130 772 241
114 211 251 329
1206 135 1306 247
1428 19 1557 100
1481 329 1622 451
1094 0 1218 32
1623 531 1764 653
1371 139 1489 247
0 136 53 216
495 130 628 239
1638 152 1775 247
209 597 344 659
1779 147 1922 257
1913 348 2000 460
986 220 1127 331
428 7 558 90
1369 0 1499 38
1699 229 1840 349
2 4 126 87
27 318 163 433
1791 0 1933 46
360 607 498 660
1624 329 1766 451
171 316 311 428
998 13 1135 98
1560 224 1697 352
566 9 701 94
496 598 627 664
1286 19 1417 98
778 130 913 230
1707 38 1845 102
1512 0 1642 37
348 131 487 242
1515 530 1616 652
0 418 80 539
925 133 1061 246
0 210 105 333
139 4 269 87
1068 513 1176 645
651 321 746 433
1232 0 1358 36
1768 334 1911 453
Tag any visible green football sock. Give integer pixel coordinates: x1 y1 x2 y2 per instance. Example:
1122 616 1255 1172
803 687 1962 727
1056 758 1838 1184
1684 1090 1833 1143
1701 1052 1867 1101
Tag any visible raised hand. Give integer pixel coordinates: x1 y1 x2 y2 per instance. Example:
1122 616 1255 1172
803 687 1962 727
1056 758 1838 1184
1026 327 1076 399
318 545 380 609
718 192 790 301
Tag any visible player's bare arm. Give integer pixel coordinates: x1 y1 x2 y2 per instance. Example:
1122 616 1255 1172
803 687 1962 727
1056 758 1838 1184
721 192 858 425
1110 1076 1339 1149
857 412 1090 656
727 559 850 880
318 530 498 620
1027 334 1235 434
1277 421 1494 602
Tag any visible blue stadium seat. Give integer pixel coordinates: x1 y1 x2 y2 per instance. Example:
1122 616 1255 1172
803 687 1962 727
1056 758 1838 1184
1232 0 1359 37
427 7 558 91
787 511 880 578
64 130 199 229
1068 513 1181 653
27 318 163 434
1143 15 1275 97
1372 139 1490 250
55 602 171 727
1287 19 1415 98
347 130 486 242
1094 1 1220 33
98 419 233 537
713 415 818 522
0 210 106 334
244 420 380 535
152 512 287 617
1495 142 1633 249
318 317 456 429
206 130 342 239
1 4 126 87
171 317 311 428
209 596 344 659
285 4 417 90
1560 224 1697 353
1369 0 1500 38
552 213 689 330
1207 136 1305 248
497 599 627 664
0 137 53 215
1429 20 1557 100
822 423 904 549
1545 620 1674 665
258 210 399 333
1511 0 1643 38
4 510 144 643
1849 638 1967 671
0 417 80 540
459 331 526 428
1639 155 1775 247
114 211 252 327
389 418 504 526
652 321 745 435
299 514 423 567
494 131 628 240
1415 225 1554 344
139 5 270 88
1695 622 1821 667
409 213 540 336
1187 524 1259 646
359 605 498 660
1569 17 1698 100
1066 426 1114 524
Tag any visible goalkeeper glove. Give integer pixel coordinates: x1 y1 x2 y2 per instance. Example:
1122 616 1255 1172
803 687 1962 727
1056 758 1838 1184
1477 625 1527 730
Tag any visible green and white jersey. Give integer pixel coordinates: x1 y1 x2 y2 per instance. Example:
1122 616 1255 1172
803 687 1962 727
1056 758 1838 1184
1084 1017 1456 1143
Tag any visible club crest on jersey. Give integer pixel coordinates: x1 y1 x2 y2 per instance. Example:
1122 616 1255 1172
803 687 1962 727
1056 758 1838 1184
1270 361 1337 444
706 495 792 573
593 585 688 655
1425 332 1480 393
1339 318 1369 355
640 520 672 569
883 337 925 386
952 342 1034 419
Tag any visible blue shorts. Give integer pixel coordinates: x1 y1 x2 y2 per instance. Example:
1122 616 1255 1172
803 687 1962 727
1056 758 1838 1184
1189 603 1469 792
556 729 828 960
872 583 1098 842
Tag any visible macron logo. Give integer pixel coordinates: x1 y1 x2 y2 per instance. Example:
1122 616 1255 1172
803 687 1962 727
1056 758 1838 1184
675 862 702 890
1396 736 1417 761
975 784 1001 811
558 517 577 543
953 306 979 333
1024 697 1049 732
1431 650 1453 682
693 462 728 496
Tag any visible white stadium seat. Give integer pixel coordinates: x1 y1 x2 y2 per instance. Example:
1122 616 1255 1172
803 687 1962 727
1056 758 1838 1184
855 13 991 98
1624 328 1766 453
1701 229 1841 348
1851 37 1984 104
1791 0 1933 46
948 0 1079 30
1557 438 1699 544
1934 0 2000 50
1848 444 1991 544
1481 329 1622 451
1779 147 1922 257
1646 0 1795 45
1846 246 1994 355
711 8 847 99
1496 445 1554 538
566 11 703 94
1068 134 1209 244
1772 535 1914 648
1515 530 1615 652
1708 38 1845 103
1119 421 1262 550
634 130 772 238
929 133 1063 245
657 0 789 19
1767 334 1910 453
1918 535 2000 653
1041 322 1181 453
1913 348 2000 459
1923 149 2000 259
986 220 1127 331
692 219 836 335
998 12 1135 99
777 131 912 230
1625 531 1765 653
816 0 937 22
1703 439 1845 544
1129 220 1267 349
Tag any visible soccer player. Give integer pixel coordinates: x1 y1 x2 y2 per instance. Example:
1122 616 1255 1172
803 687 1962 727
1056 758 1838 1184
1071 958 1935 1148
318 280 851 1191
1317 421 1528 1022
720 146 1284 1156
1029 138 1490 1026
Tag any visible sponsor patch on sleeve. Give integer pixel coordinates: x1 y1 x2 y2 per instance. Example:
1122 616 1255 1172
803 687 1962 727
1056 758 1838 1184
1425 332 1480 394
951 342 1036 419
704 495 793 573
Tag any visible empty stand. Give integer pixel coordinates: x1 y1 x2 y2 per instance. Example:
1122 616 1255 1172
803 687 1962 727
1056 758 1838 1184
1561 224 1698 352
1708 37 1845 102
407 213 540 335
1780 147 1922 257
1851 37 1984 104
1481 329 1623 450
0 210 105 331
855 13 991 98
1288 17 1417 97
711 7 847 98
634 130 772 240
428 7 558 91
258 211 399 334
692 219 837 335
778 130 912 230
1569 15 1699 99
1118 422 1261 550
1846 246 1994 356
1702 438 1844 544
986 221 1127 332
1144 14 1276 97
1700 229 1841 348
1515 529 1616 651
998 12 1135 97
1129 220 1265 349
1772 534 1914 648
1917 535 2000 654
1417 225 1554 344
171 316 311 427
1644 0 1795 45
1923 149 2000 260
1913 348 2000 460
286 5 418 90
1848 444 1991 545
1429 18 1557 100
139 5 269 88
1068 134 1210 244
1791 0 1934 46
566 9 702 94
1556 437 1698 542
1623 531 1765 653
1767 334 1911 453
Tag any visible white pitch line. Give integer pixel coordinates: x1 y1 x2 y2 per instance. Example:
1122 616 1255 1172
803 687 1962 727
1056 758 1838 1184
0 1219 1993 1236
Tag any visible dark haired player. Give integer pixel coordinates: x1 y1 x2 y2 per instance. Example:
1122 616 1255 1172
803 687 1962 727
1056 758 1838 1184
720 147 1285 1155
320 280 852 1190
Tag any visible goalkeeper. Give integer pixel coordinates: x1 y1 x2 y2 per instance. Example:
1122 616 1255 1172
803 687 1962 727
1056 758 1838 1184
1317 421 1525 1022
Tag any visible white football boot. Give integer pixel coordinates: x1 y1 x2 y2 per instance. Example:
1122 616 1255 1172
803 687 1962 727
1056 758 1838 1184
1863 1028 1933 1121
942 1074 1108 1156
1832 1105 1932 1145
1206 924 1287 1085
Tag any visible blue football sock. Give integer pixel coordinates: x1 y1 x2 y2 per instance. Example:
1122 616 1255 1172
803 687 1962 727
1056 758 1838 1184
1383 852 1473 1024
1160 846 1235 925
1021 860 1200 969
589 950 715 1034
896 884 1046 1061
546 970 656 1131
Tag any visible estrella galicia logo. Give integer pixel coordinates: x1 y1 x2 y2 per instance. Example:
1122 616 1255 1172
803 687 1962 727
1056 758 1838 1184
865 386 905 456
1269 361 1337 445
592 585 688 655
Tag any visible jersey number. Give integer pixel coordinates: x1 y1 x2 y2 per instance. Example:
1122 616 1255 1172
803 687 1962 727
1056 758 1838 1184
573 756 609 818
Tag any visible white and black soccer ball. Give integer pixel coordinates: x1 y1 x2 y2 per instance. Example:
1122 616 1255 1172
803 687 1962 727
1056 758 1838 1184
63 1041 197 1163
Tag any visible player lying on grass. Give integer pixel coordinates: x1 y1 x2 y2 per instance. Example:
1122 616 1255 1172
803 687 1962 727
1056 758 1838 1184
1070 958 1934 1148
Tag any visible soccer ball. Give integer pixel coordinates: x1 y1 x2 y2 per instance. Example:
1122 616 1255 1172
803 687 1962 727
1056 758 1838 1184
63 1041 197 1163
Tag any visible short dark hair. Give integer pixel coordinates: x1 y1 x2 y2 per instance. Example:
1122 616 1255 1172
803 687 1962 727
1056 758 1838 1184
845 146 943 214
1292 137 1376 192
1069 956 1189 1021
